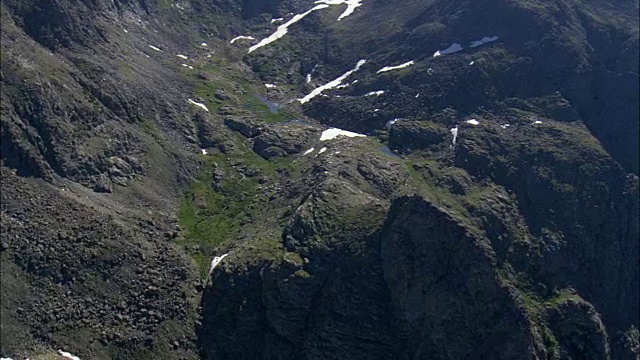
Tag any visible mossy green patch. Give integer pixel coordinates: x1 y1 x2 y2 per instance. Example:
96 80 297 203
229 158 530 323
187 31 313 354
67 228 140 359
177 129 299 277
177 153 256 276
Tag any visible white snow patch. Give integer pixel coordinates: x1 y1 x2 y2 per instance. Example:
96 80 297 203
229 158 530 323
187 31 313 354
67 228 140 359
148 45 162 52
469 61 475 65
320 128 366 141
532 120 543 125
208 253 230 275
58 350 81 360
188 65 193 69
365 90 385 97
123 29 128 33
433 43 463 57
373 108 380 112
298 59 366 104
201 42 208 46
377 60 414 73
415 93 420 98
201 148 208 155
469 36 499 48
500 124 511 129
450 126 459 148
248 4 329 53
265 83 277 88
271 17 284 24
177 54 188 59
187 99 209 112
181 63 188 67
303 147 315 155
306 74 312 83
466 119 480 125
230 35 255 44
319 147 327 154
316 0 363 21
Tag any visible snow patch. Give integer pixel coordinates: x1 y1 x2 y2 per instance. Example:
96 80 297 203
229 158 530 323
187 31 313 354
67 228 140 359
415 93 420 98
148 45 162 52
433 43 463 57
316 0 363 21
303 147 315 155
230 35 255 44
265 83 277 88
271 17 284 24
373 108 380 112
320 128 366 141
319 147 327 154
466 119 480 125
208 253 229 275
201 149 208 155
377 60 415 74
58 350 81 360
248 4 329 53
469 61 475 65
500 124 511 129
201 42 208 46
177 54 188 59
298 59 366 104
469 36 499 48
365 90 385 97
123 29 128 33
450 126 459 148
532 120 543 125
188 99 209 112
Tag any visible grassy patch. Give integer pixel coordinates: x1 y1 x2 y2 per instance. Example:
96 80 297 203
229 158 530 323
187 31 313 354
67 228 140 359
177 154 256 275
176 132 297 276
190 64 297 124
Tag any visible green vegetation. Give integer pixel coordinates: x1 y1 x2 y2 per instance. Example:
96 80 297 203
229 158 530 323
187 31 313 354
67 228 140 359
176 130 300 277
190 63 297 124
177 153 259 276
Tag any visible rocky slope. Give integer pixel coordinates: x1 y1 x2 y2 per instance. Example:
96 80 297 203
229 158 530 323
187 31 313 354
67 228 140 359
1 0 638 359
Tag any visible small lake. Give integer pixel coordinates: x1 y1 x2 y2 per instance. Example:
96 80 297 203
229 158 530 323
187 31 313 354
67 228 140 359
255 94 280 113
378 146 402 159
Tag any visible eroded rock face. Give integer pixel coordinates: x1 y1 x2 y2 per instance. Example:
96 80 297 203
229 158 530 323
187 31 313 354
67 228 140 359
546 296 610 360
253 123 321 158
380 195 538 360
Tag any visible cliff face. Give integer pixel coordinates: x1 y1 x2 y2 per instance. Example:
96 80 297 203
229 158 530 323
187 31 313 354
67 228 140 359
380 195 538 359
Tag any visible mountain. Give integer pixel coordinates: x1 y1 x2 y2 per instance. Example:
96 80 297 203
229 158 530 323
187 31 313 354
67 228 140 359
0 0 638 359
